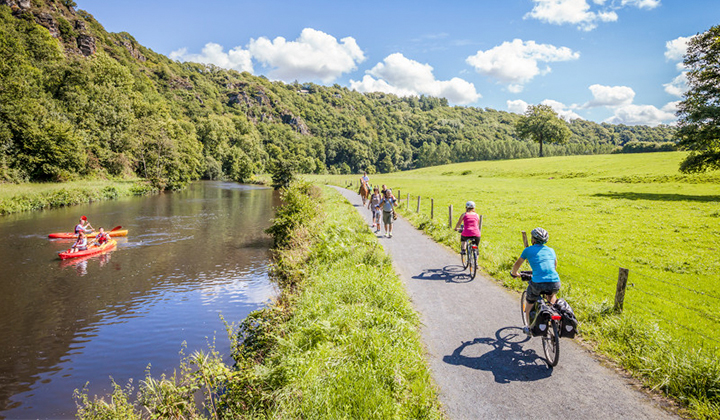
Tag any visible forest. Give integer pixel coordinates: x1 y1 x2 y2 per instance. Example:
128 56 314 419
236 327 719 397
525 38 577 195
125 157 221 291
0 0 677 189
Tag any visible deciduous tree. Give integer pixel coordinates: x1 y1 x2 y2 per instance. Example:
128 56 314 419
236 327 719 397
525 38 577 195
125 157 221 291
675 25 720 173
514 104 571 157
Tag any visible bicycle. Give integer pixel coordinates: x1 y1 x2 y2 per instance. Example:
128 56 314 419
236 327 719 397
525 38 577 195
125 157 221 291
457 228 478 280
513 270 561 367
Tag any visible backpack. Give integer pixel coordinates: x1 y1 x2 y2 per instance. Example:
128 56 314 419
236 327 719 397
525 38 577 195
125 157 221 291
529 300 554 337
553 299 578 338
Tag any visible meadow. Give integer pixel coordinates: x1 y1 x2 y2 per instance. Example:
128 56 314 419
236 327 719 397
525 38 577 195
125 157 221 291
308 152 720 416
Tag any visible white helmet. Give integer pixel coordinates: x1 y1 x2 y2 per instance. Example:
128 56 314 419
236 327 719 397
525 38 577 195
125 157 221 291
465 201 475 209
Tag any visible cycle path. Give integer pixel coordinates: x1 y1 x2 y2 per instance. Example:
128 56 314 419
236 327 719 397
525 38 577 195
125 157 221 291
334 186 676 420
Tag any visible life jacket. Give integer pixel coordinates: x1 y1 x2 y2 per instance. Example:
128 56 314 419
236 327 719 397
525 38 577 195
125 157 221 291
96 232 109 244
74 223 85 234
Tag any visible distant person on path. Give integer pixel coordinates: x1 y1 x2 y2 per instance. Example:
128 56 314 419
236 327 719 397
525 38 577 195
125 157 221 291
359 171 371 205
368 186 382 233
69 231 88 254
380 184 387 196
74 216 93 235
454 201 482 255
511 227 561 336
380 188 398 238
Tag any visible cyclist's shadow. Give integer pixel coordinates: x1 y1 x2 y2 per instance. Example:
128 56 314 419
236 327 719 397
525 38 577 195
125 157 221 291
442 327 552 383
412 265 473 283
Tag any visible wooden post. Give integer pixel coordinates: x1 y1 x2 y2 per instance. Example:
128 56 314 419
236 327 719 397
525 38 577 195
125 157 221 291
522 231 528 248
478 215 483 237
431 199 434 219
448 205 453 228
406 193 410 208
416 196 421 213
614 268 630 313
397 190 400 204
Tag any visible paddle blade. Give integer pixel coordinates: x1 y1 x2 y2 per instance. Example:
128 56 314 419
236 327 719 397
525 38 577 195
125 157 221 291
110 226 122 232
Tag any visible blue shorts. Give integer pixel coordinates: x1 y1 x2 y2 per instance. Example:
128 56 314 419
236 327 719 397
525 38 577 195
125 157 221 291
526 281 560 303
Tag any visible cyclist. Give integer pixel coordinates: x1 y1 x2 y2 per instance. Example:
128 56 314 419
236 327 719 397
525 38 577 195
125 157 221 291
454 201 481 256
511 227 560 336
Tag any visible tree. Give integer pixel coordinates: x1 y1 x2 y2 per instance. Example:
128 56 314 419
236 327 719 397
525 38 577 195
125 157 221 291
514 104 571 157
675 25 720 173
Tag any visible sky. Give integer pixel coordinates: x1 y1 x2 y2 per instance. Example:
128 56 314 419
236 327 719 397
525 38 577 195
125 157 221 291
73 0 719 126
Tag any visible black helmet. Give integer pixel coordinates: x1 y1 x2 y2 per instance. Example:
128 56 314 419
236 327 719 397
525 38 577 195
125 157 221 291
531 227 549 244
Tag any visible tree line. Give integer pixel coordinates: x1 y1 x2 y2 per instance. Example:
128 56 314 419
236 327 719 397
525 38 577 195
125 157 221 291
0 0 680 189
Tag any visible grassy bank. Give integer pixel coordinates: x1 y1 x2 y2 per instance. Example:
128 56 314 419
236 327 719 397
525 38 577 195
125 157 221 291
308 152 720 418
75 183 443 419
0 179 155 215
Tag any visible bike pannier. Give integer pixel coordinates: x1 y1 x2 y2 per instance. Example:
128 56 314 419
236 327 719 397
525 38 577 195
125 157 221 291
529 300 553 337
553 298 578 338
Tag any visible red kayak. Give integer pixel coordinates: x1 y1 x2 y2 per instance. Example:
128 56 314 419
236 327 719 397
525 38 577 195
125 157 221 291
48 229 128 239
58 239 117 260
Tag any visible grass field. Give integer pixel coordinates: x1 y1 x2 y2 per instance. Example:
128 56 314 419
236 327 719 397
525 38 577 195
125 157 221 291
0 179 149 215
307 152 720 416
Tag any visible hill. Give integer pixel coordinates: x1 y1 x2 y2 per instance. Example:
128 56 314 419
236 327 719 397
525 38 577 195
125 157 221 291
0 0 676 189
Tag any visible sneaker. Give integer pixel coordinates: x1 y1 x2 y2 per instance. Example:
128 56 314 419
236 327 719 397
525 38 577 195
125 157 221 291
385 232 389 237
389 233 393 238
522 326 531 337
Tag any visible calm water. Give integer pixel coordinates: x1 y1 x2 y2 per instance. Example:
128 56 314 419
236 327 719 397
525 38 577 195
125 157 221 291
0 182 279 419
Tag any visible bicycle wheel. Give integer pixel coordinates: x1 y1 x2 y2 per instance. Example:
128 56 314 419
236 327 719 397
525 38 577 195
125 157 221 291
542 320 560 367
520 291 528 327
469 246 478 279
460 243 468 268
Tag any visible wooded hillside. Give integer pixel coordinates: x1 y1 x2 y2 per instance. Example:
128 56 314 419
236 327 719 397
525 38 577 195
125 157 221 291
0 0 676 188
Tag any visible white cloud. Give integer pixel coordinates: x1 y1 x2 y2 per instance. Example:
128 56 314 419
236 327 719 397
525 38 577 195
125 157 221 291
507 99 530 114
665 36 690 63
466 39 579 91
525 0 658 31
524 0 617 31
621 0 660 9
350 53 481 105
507 99 582 120
541 99 584 120
604 104 676 126
662 101 680 114
584 84 635 107
663 73 688 97
248 28 365 83
169 43 253 73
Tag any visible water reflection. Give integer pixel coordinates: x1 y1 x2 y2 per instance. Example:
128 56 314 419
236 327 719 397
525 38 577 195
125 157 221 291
0 182 277 419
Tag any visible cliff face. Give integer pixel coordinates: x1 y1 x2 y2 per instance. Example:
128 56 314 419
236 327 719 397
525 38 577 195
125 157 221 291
1 0 96 56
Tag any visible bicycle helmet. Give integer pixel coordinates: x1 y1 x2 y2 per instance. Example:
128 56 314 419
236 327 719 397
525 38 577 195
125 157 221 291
465 201 475 209
531 227 549 244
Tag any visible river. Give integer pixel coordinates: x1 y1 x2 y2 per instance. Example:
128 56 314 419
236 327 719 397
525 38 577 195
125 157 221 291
0 181 278 419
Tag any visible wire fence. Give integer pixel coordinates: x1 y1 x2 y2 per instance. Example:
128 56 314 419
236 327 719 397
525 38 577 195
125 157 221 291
332 179 719 345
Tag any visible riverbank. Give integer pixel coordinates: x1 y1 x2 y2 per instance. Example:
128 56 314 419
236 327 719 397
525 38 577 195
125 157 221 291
0 179 156 215
75 182 443 419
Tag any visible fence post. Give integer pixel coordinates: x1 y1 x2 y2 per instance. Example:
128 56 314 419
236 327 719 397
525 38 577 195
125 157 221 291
478 215 483 237
522 231 528 248
431 199 434 219
448 205 453 228
416 196 421 213
406 193 410 208
614 268 629 313
397 190 400 204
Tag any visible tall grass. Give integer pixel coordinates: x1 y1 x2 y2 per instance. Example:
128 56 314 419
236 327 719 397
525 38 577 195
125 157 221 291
75 183 443 419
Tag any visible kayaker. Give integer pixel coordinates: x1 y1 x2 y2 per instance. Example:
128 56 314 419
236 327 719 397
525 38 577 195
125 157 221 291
91 227 109 246
74 216 94 235
69 231 88 254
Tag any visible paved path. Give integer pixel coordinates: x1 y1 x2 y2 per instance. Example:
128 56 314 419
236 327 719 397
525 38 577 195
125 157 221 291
334 186 676 420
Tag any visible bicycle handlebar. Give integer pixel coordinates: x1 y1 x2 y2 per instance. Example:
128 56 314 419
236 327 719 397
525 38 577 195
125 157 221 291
510 270 533 281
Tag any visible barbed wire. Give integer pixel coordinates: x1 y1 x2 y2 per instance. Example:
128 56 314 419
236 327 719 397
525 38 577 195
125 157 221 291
631 305 720 345
631 270 720 301
631 285 720 322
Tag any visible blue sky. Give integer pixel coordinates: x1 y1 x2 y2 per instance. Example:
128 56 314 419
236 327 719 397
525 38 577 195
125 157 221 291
74 0 718 126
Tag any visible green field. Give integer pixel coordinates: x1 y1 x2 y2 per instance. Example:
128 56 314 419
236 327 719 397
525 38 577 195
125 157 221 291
313 152 720 348
309 152 720 415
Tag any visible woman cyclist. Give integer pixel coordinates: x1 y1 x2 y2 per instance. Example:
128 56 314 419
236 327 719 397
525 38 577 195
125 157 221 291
454 201 481 255
511 227 561 336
